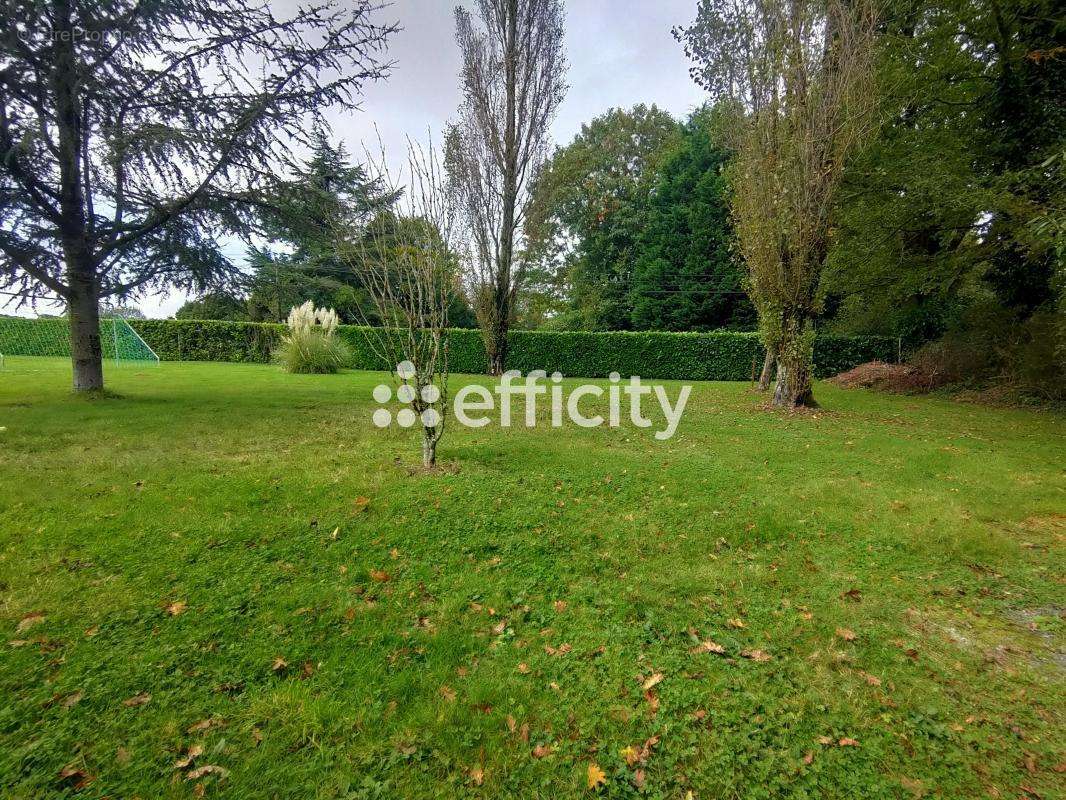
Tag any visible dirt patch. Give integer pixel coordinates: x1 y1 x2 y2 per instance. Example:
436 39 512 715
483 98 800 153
828 361 935 393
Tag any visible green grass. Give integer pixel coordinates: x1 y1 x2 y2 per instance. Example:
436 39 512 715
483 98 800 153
1 357 1063 799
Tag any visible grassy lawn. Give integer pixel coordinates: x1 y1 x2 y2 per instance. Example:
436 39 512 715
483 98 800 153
1 357 1063 799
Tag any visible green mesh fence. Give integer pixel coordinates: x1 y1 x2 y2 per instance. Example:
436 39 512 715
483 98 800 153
0 316 159 363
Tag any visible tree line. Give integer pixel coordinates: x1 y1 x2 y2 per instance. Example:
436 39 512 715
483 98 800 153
2 0 1061 405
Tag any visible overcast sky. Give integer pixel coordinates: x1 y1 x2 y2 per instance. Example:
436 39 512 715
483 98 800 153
5 0 708 319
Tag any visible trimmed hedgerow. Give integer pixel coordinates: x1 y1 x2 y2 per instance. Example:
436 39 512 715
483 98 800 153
130 319 895 380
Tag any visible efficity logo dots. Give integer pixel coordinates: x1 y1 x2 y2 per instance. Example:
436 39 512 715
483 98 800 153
372 361 442 429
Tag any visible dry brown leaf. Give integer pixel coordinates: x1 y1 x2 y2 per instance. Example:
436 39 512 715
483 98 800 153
185 765 230 780
469 766 485 786
860 672 882 687
587 762 607 790
740 649 771 662
62 691 83 709
517 662 530 674
16 612 45 633
838 737 860 747
439 685 457 702
841 588 862 603
836 627 857 642
544 642 571 657
173 744 204 770
271 657 288 673
369 569 391 583
58 764 94 790
643 689 660 714
506 714 517 732
803 750 815 765
353 496 370 513
491 620 507 635
641 672 664 691
633 768 646 789
690 640 726 655
553 600 567 612
187 718 222 734
531 743 552 759
300 660 315 679
84 626 99 638
620 745 640 767
166 600 187 616
122 692 151 707
727 617 746 629
817 735 834 745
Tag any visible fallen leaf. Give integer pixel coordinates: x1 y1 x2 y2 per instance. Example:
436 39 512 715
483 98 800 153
173 744 204 770
553 600 567 612
57 764 95 790
491 620 507 635
633 768 646 788
187 718 222 734
369 569 391 583
860 672 882 687
517 662 530 674
17 612 45 633
185 765 230 780
61 691 83 709
803 750 815 765
838 737 860 747
469 766 485 786
620 745 640 767
544 642 571 657
271 657 288 673
727 617 746 629
84 626 99 638
531 743 552 759
353 496 370 513
122 692 151 707
836 627 857 642
439 685 456 702
841 588 863 603
587 762 607 790
166 600 187 616
643 689 660 714
740 649 771 662
641 672 664 691
690 640 726 655
817 736 834 745
300 660 315 679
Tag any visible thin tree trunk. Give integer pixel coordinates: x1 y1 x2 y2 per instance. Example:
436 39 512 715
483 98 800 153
492 0 519 378
421 429 437 467
757 347 775 391
486 316 508 376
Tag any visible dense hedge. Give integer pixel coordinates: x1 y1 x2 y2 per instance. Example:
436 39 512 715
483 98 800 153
129 319 896 380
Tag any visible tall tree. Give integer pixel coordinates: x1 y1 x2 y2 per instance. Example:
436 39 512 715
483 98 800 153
631 107 753 332
246 128 400 324
823 0 1065 345
0 1 395 391
677 0 880 407
446 0 567 374
525 104 679 330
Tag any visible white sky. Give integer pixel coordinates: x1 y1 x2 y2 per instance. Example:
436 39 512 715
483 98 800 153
4 0 707 319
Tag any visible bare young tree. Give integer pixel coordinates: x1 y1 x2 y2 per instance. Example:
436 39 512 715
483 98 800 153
677 0 880 407
337 141 460 468
446 0 567 375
